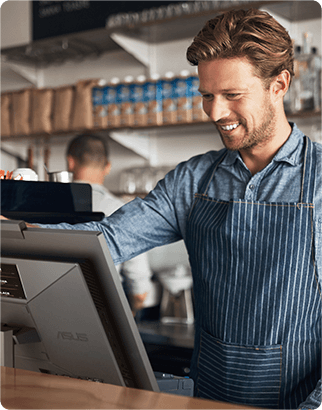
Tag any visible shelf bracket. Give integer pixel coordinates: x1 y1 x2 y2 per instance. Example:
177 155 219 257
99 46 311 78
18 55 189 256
110 32 151 68
1 61 40 86
109 130 152 162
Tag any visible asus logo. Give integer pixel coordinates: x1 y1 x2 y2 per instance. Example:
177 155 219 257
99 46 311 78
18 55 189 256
57 332 88 342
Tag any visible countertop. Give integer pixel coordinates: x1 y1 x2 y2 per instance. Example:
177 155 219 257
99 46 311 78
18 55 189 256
1 366 256 409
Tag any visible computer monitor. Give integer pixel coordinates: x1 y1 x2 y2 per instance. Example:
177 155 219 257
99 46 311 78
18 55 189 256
0 220 159 392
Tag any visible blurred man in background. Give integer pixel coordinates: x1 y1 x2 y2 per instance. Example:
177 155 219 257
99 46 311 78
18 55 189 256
66 133 153 314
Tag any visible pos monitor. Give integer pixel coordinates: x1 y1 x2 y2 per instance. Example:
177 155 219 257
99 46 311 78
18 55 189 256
0 220 159 392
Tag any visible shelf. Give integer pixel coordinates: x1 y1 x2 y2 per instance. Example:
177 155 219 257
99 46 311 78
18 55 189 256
1 1 320 67
2 110 321 142
286 110 322 120
263 1 321 22
0 119 212 141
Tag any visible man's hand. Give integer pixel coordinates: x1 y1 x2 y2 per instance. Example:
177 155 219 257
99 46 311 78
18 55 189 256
129 292 148 314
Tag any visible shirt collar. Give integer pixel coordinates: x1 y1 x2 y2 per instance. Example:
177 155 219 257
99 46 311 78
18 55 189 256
219 122 305 168
273 122 304 166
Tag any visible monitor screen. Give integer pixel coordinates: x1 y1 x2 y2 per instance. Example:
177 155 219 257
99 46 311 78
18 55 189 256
1 180 93 213
0 220 159 392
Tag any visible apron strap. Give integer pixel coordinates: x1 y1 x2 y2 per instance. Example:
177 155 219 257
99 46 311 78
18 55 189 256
199 150 227 196
300 136 316 205
187 150 227 221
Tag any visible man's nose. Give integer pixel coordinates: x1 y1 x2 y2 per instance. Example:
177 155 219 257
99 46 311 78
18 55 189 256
204 98 230 123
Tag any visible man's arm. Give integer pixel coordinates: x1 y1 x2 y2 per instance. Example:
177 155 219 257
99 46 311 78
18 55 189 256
121 253 154 313
34 163 188 265
121 253 153 295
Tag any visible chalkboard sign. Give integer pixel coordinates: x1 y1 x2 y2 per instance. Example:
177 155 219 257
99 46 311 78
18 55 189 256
33 1 181 41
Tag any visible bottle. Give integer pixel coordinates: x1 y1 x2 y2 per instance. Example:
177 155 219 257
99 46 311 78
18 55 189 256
107 77 121 128
145 73 162 126
132 75 147 127
289 46 302 113
299 34 314 111
175 70 192 123
120 75 135 127
290 43 316 113
161 71 177 124
291 33 319 113
303 32 313 55
311 47 321 112
92 79 108 129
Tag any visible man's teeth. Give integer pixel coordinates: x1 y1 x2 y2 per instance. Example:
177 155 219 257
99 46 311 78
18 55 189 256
221 123 239 131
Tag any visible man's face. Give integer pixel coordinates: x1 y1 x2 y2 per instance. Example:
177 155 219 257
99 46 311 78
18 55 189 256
198 57 277 151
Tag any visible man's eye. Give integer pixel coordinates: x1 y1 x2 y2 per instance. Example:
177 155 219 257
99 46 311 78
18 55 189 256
226 93 240 99
201 94 213 100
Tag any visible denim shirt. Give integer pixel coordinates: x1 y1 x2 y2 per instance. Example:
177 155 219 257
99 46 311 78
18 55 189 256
39 122 322 408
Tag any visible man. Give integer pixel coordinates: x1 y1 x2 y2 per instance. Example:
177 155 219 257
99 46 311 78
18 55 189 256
66 133 154 313
8 9 321 409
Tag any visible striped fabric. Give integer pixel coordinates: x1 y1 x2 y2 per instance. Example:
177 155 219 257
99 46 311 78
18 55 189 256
198 331 282 407
186 137 321 409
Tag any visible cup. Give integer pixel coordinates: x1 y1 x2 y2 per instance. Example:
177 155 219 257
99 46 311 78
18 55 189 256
48 171 73 183
12 168 38 181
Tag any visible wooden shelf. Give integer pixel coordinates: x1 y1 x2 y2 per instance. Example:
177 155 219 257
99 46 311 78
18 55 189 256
286 110 322 119
0 119 212 141
2 110 320 142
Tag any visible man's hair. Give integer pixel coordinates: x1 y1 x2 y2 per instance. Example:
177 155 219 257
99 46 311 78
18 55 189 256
186 8 294 88
66 134 109 168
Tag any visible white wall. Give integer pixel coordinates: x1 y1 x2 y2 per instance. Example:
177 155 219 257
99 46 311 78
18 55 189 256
155 128 223 167
152 38 196 77
0 0 31 49
40 50 145 89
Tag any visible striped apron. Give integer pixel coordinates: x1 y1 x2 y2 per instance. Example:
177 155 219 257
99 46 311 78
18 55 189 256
186 137 321 409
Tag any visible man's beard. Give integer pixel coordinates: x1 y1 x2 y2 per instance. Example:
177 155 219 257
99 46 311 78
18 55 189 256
216 100 276 152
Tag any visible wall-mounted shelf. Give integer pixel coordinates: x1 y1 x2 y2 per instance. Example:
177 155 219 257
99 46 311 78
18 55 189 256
1 1 320 68
286 110 322 120
2 111 320 142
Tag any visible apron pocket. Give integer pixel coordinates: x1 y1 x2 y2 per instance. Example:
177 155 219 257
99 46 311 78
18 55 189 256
196 329 282 409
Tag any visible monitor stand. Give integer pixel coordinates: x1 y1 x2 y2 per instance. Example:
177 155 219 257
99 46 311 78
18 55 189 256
0 323 194 396
1 324 40 368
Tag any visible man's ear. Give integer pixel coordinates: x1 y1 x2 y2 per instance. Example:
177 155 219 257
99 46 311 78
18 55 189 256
104 162 112 176
67 155 76 172
271 69 291 100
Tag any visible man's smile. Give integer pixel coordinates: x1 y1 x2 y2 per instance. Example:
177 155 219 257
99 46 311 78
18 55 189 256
220 122 240 131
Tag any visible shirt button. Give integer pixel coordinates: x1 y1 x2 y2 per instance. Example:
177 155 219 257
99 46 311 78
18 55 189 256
249 184 255 190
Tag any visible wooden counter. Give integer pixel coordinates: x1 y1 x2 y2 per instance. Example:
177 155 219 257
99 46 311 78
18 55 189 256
1 366 255 409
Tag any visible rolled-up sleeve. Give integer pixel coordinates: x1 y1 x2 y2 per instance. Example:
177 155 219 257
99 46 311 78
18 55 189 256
37 164 190 265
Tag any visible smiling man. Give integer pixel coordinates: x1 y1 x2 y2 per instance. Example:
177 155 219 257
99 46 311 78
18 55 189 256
20 8 321 410
194 35 293 174
198 58 283 152
183 10 321 408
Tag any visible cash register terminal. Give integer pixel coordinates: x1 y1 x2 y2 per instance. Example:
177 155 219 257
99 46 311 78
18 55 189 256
0 220 193 396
